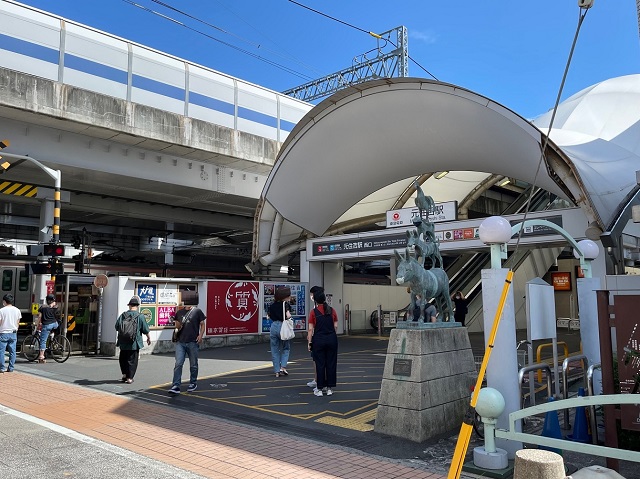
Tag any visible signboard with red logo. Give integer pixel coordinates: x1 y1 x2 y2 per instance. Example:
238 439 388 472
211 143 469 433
385 201 457 228
551 272 571 291
206 281 260 335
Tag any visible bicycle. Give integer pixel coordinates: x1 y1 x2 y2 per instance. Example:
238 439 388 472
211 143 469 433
22 324 71 363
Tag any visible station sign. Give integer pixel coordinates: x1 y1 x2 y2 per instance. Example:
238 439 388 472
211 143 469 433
386 201 457 228
311 232 407 257
510 215 563 236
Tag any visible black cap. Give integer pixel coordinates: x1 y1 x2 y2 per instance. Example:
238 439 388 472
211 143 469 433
128 295 141 306
46 294 55 303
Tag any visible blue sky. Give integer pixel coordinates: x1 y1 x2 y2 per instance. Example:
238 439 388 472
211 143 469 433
13 0 640 118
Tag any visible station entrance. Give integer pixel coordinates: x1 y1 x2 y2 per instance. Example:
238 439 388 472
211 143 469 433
302 207 599 335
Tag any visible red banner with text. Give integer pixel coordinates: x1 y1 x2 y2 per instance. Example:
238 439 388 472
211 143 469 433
206 281 260 336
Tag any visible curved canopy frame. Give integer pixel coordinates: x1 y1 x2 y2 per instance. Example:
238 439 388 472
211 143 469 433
252 76 640 266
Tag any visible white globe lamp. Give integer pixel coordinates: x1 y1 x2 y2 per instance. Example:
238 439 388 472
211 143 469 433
479 216 512 244
479 216 512 268
573 239 599 260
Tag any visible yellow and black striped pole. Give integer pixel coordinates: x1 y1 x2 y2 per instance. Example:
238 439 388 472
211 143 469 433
0 150 62 277
447 270 513 479
53 182 60 244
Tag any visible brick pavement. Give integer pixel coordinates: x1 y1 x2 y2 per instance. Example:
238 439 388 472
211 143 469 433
0 372 446 479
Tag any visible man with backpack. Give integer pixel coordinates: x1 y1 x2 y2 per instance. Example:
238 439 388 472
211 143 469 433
115 295 151 384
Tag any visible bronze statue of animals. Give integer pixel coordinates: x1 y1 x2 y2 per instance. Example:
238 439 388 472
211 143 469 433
406 228 443 268
394 248 452 321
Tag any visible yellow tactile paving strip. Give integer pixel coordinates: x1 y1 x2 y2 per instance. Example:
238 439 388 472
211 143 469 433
0 372 444 479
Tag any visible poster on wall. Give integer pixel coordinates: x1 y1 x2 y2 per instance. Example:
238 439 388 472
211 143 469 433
262 283 307 333
206 281 260 335
551 272 571 291
139 305 156 327
135 282 196 329
137 284 157 304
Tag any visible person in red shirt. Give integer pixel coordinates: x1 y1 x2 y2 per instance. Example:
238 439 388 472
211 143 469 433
307 289 338 396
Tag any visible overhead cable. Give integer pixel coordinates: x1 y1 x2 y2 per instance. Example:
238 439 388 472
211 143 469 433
150 0 320 75
286 0 439 81
507 5 591 263
122 0 313 81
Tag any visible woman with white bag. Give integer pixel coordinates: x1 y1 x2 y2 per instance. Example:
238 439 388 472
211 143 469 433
269 286 293 378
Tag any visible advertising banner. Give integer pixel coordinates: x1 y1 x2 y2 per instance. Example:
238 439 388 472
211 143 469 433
262 283 307 333
135 282 197 329
206 281 260 336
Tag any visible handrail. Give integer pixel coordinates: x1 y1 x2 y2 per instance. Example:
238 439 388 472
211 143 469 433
587 362 602 445
518 363 553 409
536 341 569 383
495 394 640 463
561 354 589 427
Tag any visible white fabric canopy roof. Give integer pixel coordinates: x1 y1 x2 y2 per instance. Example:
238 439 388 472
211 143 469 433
253 75 640 265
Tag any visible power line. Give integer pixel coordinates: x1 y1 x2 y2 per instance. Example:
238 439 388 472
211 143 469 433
122 0 313 81
210 0 324 76
286 0 439 81
150 0 320 75
506 6 592 264
287 0 372 36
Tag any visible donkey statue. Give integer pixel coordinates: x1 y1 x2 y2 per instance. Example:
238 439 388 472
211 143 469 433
394 248 453 322
406 228 443 268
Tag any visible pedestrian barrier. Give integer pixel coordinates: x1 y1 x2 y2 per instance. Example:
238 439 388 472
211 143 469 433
518 363 553 409
536 341 569 383
495 394 640 464
586 362 601 445
561 354 589 427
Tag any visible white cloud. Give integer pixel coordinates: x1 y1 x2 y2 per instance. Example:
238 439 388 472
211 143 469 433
410 30 438 45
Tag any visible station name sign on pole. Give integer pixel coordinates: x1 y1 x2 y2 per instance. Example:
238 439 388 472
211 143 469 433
386 201 457 228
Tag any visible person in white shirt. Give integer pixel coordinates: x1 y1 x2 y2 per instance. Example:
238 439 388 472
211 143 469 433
0 294 22 373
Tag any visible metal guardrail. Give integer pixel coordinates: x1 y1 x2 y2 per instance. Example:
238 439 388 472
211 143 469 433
587 362 602 445
518 363 553 409
495 394 640 463
562 354 589 427
536 341 569 383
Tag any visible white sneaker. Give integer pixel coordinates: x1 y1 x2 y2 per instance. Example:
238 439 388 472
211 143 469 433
313 388 323 397
307 380 317 388
326 388 333 396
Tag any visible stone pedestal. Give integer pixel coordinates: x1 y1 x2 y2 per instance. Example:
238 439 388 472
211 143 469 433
374 324 476 442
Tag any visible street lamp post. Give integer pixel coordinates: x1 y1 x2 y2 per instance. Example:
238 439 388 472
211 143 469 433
478 216 522 458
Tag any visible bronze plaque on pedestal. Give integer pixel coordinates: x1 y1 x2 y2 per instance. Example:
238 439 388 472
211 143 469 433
393 358 412 377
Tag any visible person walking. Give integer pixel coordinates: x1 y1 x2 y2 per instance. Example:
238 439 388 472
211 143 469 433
115 296 151 384
36 294 60 363
168 292 206 394
268 286 292 378
0 294 21 373
306 286 323 388
307 289 338 397
452 291 468 326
